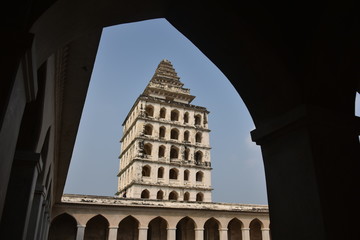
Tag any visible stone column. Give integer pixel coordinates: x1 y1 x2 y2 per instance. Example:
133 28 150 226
195 228 204 240
37 200 50 240
241 228 250 240
138 226 148 240
108 226 118 240
261 228 270 240
0 151 41 239
167 227 176 239
26 184 46 240
76 225 86 240
219 228 228 240
0 49 32 220
251 105 360 240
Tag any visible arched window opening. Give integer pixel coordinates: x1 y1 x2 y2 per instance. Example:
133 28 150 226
157 190 164 200
169 191 178 200
184 131 189 142
158 167 164 178
142 165 151 177
184 112 189 123
184 148 190 160
250 219 263 240
118 216 139 240
144 143 152 156
159 126 166 138
170 128 179 140
160 107 166 118
204 218 220 240
171 109 179 121
169 168 178 179
170 146 179 159
145 105 154 117
228 218 243 240
195 132 202 143
196 192 204 202
194 114 202 125
144 124 153 135
195 151 203 162
141 189 150 199
196 171 204 182
184 192 190 201
48 213 77 240
184 170 190 181
158 145 165 158
84 215 109 240
176 217 195 240
148 217 167 240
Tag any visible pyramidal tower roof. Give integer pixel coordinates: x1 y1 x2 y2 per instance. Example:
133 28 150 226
150 59 182 85
142 59 195 104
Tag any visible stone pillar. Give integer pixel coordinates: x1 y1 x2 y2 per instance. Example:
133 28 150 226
219 228 228 240
138 226 148 240
195 228 204 240
241 228 250 240
251 105 360 240
26 184 46 240
167 227 176 239
0 151 41 239
37 200 49 240
108 226 118 240
0 41 33 220
261 228 270 240
41 214 50 240
76 225 86 240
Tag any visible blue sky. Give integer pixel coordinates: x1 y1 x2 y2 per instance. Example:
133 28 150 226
64 18 360 205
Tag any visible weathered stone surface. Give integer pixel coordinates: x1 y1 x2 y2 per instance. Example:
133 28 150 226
117 60 212 202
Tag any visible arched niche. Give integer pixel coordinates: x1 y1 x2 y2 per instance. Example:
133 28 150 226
148 217 168 240
228 218 243 240
48 213 77 240
176 216 196 240
117 216 139 240
204 217 220 240
84 215 109 240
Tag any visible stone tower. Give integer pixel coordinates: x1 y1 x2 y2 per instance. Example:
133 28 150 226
117 60 212 202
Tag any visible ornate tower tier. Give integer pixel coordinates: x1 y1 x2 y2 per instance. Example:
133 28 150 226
116 60 212 202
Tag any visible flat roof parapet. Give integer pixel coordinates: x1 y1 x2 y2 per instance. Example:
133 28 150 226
61 194 268 213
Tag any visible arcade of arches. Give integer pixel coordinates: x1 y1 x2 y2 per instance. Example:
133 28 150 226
50 194 270 240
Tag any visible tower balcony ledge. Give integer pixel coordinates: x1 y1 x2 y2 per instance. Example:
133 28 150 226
158 157 167 162
170 158 181 163
195 161 211 167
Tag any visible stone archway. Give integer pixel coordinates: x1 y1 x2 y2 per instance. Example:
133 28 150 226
176 217 196 240
2 2 360 240
148 217 167 240
204 218 220 240
117 216 139 240
48 213 77 240
228 218 242 240
84 215 109 240
249 219 263 240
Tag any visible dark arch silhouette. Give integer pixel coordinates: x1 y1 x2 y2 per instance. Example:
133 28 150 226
249 219 263 240
48 213 77 240
2 2 360 240
117 216 139 240
204 217 220 240
176 216 196 240
84 215 109 240
148 217 168 240
141 189 150 199
228 218 243 240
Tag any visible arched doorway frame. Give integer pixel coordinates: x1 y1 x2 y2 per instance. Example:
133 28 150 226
4 2 358 240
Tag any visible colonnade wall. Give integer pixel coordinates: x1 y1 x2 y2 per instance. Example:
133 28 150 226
49 195 270 240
